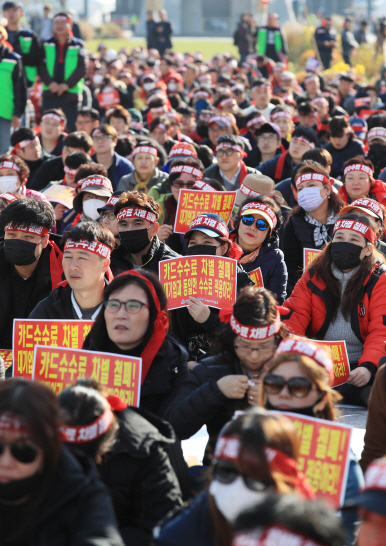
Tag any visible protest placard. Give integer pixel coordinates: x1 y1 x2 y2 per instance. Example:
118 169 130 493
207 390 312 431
159 255 237 310
13 320 93 380
96 89 120 108
42 185 75 209
248 267 264 288
174 189 236 234
303 248 322 270
280 412 352 508
0 350 12 371
317 340 351 387
33 346 142 407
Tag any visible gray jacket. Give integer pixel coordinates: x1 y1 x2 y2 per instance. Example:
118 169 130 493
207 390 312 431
117 168 168 193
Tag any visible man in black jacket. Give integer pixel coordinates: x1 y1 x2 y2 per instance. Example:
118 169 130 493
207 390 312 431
29 221 114 320
0 198 63 349
10 127 53 188
111 191 180 276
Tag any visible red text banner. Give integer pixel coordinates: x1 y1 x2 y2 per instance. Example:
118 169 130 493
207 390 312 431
0 350 12 371
248 267 264 288
97 89 120 109
159 256 237 310
317 340 351 387
280 412 352 508
13 320 93 380
303 248 322 270
174 189 236 234
33 346 141 407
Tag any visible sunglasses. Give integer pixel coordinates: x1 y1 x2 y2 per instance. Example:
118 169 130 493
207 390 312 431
212 461 271 492
263 374 313 398
0 442 38 464
172 179 195 189
241 215 269 231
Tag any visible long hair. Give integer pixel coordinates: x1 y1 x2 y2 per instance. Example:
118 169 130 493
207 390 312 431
259 353 341 421
232 195 283 246
309 213 384 321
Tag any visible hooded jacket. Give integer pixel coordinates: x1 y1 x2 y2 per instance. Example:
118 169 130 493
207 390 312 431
98 406 183 546
117 167 168 194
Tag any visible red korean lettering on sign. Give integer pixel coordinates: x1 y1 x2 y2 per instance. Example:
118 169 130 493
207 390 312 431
317 340 351 387
13 320 93 380
33 346 142 406
174 189 236 234
96 89 120 108
248 267 264 288
159 256 237 310
0 350 13 371
303 248 322 271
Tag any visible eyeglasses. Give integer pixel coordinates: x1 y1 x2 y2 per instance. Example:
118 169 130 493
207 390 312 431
216 149 237 157
101 211 115 221
93 135 111 142
0 442 38 464
172 179 195 189
234 343 276 355
241 216 269 231
212 461 271 492
104 299 150 314
263 374 313 398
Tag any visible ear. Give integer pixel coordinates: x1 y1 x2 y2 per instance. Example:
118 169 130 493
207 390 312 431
152 222 160 236
41 235 49 249
220 242 229 256
154 156 160 166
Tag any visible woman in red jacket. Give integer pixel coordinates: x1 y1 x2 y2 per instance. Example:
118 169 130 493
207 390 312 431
338 155 386 207
282 212 386 407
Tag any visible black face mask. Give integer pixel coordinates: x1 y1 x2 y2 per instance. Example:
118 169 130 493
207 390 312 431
3 239 40 266
0 471 43 502
330 241 364 271
119 228 151 254
265 395 325 418
186 244 218 256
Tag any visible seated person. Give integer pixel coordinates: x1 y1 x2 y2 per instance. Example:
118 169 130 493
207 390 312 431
72 175 113 223
38 108 67 156
323 116 364 179
118 143 168 194
10 127 53 189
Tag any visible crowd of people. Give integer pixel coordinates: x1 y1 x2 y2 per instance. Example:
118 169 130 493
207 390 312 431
1 3 386 546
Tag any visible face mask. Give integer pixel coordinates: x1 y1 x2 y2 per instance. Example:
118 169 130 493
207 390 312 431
330 241 364 271
143 82 155 91
0 471 43 502
209 477 267 523
186 244 218 256
119 228 151 254
83 199 106 221
168 83 177 92
266 394 325 417
4 239 40 266
297 186 326 212
93 74 104 86
0 175 19 194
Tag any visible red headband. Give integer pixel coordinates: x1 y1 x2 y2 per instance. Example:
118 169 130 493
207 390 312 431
150 106 168 115
12 137 37 151
0 412 28 433
217 98 233 109
219 308 281 340
194 90 211 99
130 121 144 130
61 408 113 443
312 97 329 107
344 163 373 177
41 113 63 124
291 136 315 149
363 460 386 492
189 214 229 237
116 270 169 383
0 160 20 172
209 115 231 127
333 218 376 243
234 526 324 546
116 207 157 224
271 111 292 121
349 198 383 221
240 202 277 229
106 195 120 207
54 15 72 24
0 192 17 202
80 176 113 193
132 146 158 157
155 122 168 132
275 337 334 382
368 128 386 141
5 223 49 236
246 115 266 128
64 165 77 175
239 182 265 198
64 238 111 260
169 146 198 158
216 142 247 157
295 172 331 189
192 180 216 192
170 165 203 178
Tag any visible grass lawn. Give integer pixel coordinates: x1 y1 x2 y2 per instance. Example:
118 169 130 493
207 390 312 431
86 37 239 60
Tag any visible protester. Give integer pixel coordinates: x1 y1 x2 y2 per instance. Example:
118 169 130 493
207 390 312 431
247 122 282 168
75 106 100 135
98 191 122 246
38 108 67 156
149 117 178 156
366 126 386 179
91 125 133 190
256 14 288 64
338 156 386 208
10 127 52 188
0 154 48 203
72 174 112 223
0 378 125 546
341 18 359 67
324 116 364 179
243 79 275 120
315 16 337 69
234 13 254 62
118 143 167 193
59 381 183 545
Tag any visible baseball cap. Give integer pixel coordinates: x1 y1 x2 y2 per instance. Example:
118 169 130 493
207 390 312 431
97 191 123 214
73 175 113 214
339 197 384 222
368 127 386 145
235 173 275 207
184 213 229 239
349 116 368 140
258 122 281 140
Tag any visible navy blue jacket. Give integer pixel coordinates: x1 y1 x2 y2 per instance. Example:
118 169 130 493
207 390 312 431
259 151 295 183
323 139 364 179
92 151 134 190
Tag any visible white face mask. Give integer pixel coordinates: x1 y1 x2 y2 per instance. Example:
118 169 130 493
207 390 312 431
143 82 155 91
83 199 106 221
209 477 267 523
0 175 19 194
93 74 104 86
168 83 177 92
297 186 326 212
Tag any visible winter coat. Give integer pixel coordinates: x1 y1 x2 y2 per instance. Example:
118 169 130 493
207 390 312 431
259 150 295 183
83 334 189 418
202 163 259 190
117 168 168 194
323 139 364 179
282 211 336 294
30 155 65 192
282 262 386 373
91 152 134 191
0 446 124 546
338 178 386 208
110 236 180 277
98 407 183 546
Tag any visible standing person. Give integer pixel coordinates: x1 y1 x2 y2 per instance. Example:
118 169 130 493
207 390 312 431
0 25 26 154
2 0 42 87
39 4 54 41
341 18 359 67
355 20 368 45
315 16 337 69
39 12 87 132
154 10 172 57
256 13 288 65
0 378 125 546
146 10 156 50
234 13 253 62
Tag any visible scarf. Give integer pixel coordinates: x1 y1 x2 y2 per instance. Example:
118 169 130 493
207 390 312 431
133 170 154 193
230 232 261 264
305 210 339 247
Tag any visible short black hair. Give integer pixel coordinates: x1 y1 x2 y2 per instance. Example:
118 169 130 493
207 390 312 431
76 107 100 122
63 132 93 153
74 163 108 185
217 134 245 149
65 151 91 169
302 148 332 167
292 126 318 147
1 197 55 231
61 221 115 251
10 127 36 146
251 78 271 89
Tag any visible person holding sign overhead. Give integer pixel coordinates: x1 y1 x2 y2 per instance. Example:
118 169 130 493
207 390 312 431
282 213 386 407
259 337 364 544
0 198 63 349
230 196 287 304
29 221 114 320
